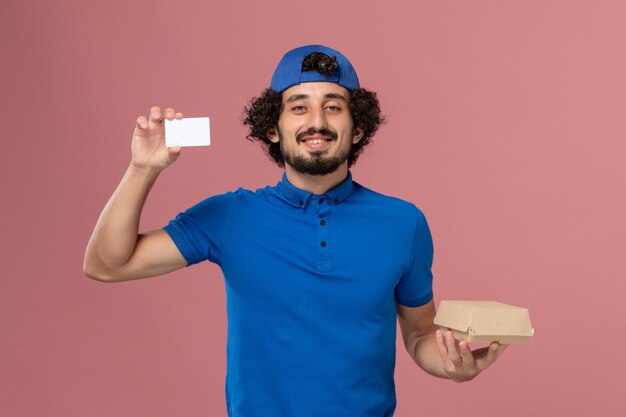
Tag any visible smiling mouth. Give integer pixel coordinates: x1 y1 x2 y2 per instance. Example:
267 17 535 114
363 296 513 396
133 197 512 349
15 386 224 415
302 138 334 144
301 137 334 151
297 128 338 144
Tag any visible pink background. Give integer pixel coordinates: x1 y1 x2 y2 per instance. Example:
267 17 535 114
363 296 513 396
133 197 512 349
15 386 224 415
2 0 625 416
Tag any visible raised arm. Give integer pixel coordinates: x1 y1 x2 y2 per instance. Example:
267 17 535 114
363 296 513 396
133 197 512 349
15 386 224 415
83 106 187 282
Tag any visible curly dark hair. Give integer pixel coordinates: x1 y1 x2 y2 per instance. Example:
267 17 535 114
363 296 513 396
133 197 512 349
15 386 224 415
242 53 385 168
302 52 338 75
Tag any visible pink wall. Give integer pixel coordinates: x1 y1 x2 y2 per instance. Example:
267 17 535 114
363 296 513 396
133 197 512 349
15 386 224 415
2 0 625 415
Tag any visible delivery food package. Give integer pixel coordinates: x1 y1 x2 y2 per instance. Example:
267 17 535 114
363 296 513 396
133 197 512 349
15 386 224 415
434 300 534 344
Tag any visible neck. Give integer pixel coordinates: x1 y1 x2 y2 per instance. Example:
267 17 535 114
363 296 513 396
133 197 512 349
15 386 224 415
284 163 349 195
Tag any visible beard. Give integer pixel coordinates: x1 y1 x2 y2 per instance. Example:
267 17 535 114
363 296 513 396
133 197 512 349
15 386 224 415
277 127 350 176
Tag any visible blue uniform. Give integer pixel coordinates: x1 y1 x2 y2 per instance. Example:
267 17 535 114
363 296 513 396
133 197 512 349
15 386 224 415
163 170 434 417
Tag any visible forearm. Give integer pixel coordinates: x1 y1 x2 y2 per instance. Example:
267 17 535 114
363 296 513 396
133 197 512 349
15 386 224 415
83 164 160 276
411 332 449 379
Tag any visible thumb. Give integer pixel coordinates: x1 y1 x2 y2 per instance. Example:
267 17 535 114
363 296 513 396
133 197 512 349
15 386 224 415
167 146 182 163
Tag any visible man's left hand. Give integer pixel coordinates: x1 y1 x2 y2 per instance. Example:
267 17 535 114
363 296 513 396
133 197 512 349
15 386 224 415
435 329 508 382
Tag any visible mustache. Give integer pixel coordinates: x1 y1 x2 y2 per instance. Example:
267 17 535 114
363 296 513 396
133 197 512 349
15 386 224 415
296 128 338 143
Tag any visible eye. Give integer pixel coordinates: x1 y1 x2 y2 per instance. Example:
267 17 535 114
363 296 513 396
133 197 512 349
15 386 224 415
325 105 342 112
291 105 306 113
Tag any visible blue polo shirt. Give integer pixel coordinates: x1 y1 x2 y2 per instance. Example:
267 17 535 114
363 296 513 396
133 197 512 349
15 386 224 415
162 170 434 417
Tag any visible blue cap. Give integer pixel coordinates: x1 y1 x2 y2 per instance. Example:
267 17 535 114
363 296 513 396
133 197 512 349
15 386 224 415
270 45 360 93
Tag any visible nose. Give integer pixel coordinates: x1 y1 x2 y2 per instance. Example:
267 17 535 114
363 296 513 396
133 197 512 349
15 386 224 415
307 105 328 130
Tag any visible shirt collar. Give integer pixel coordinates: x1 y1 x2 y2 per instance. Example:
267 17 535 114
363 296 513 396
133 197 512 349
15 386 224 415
277 170 356 208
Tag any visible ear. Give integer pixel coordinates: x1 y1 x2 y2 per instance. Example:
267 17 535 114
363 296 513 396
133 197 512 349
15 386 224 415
268 128 279 143
352 127 364 144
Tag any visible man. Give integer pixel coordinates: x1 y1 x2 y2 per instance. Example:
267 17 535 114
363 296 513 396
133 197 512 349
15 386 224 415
84 45 507 417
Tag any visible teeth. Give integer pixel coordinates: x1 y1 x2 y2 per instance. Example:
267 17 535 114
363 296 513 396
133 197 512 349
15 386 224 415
304 139 329 144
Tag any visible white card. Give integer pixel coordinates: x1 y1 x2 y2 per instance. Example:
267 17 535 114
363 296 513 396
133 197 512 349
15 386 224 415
164 117 211 147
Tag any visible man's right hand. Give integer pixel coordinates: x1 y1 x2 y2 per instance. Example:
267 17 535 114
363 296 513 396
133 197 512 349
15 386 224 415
131 106 184 172
83 105 188 282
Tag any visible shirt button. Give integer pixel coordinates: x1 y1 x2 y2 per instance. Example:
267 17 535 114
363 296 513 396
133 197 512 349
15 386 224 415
320 241 326 247
299 200 304 206
333 198 339 204
320 219 326 226
318 198 324 204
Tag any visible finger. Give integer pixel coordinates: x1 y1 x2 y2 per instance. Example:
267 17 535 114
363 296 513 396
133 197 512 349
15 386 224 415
175 112 184 119
476 342 505 371
435 330 453 368
149 106 163 125
494 343 509 359
136 116 148 130
164 107 176 120
168 146 181 153
435 330 448 356
444 331 463 368
458 340 474 366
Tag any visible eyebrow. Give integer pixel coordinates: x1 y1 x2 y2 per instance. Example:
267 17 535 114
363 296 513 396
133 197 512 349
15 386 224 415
285 93 348 103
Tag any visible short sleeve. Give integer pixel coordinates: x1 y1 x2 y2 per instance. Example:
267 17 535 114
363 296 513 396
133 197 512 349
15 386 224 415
395 207 434 307
162 191 237 267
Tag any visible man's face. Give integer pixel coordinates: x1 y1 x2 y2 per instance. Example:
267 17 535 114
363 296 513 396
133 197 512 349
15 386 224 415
269 82 363 176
